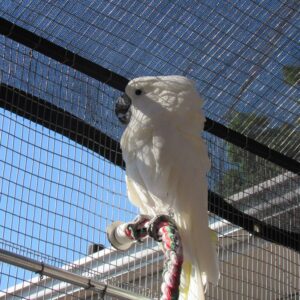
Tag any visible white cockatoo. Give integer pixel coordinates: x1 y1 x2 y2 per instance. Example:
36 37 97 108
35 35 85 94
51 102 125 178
115 75 219 299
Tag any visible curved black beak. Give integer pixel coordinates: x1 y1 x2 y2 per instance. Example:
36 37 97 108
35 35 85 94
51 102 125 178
115 93 132 125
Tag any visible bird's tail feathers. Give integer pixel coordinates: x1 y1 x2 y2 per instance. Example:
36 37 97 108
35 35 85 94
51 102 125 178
179 261 206 300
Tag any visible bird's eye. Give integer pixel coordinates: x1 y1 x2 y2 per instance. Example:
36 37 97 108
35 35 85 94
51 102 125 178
135 89 142 96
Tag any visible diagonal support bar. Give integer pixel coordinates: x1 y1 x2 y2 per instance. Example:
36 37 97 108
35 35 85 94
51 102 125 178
0 84 124 167
0 17 128 92
204 119 299 174
0 249 150 300
208 191 300 252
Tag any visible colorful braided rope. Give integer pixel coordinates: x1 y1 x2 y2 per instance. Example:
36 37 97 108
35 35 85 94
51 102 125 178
124 215 183 300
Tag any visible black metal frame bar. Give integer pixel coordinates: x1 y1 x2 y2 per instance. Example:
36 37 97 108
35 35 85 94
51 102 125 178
0 84 124 167
1 17 300 253
0 17 298 174
204 120 299 174
1 17 298 174
208 191 300 252
1 84 299 252
0 18 128 92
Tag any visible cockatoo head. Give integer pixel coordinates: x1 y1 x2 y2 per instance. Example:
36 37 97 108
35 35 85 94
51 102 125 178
115 76 199 125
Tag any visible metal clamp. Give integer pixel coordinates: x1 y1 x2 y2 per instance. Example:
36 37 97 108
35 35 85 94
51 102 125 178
36 262 45 280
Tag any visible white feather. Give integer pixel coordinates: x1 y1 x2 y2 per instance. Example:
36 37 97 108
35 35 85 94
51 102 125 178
120 76 219 299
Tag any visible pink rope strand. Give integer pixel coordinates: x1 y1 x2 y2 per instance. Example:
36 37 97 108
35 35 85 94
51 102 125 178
125 215 183 300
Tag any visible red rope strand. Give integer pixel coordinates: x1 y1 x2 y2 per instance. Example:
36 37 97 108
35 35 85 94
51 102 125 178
124 215 183 300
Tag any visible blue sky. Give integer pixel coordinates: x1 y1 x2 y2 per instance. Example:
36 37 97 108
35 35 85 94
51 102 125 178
1 0 298 132
0 0 299 293
0 107 138 290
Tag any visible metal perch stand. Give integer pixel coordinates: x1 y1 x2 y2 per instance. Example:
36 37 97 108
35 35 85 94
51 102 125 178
107 215 183 300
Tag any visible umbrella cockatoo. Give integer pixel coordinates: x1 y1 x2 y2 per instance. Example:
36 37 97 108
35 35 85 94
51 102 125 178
115 76 219 299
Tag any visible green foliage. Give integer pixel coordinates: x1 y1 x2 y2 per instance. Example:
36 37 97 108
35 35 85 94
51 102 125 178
215 63 300 197
215 112 294 197
283 66 300 85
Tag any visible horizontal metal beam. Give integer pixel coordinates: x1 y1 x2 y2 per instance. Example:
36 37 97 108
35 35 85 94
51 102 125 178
0 17 299 174
0 249 150 300
1 84 299 253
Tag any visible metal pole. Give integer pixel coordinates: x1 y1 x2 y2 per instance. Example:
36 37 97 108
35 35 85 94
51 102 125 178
0 249 150 300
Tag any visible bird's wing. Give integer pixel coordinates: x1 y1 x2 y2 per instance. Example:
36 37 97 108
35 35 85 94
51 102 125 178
124 127 176 215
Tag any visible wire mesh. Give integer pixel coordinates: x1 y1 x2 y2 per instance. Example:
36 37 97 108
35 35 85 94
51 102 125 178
0 262 105 300
1 0 298 159
0 36 161 298
206 133 300 298
0 0 299 299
